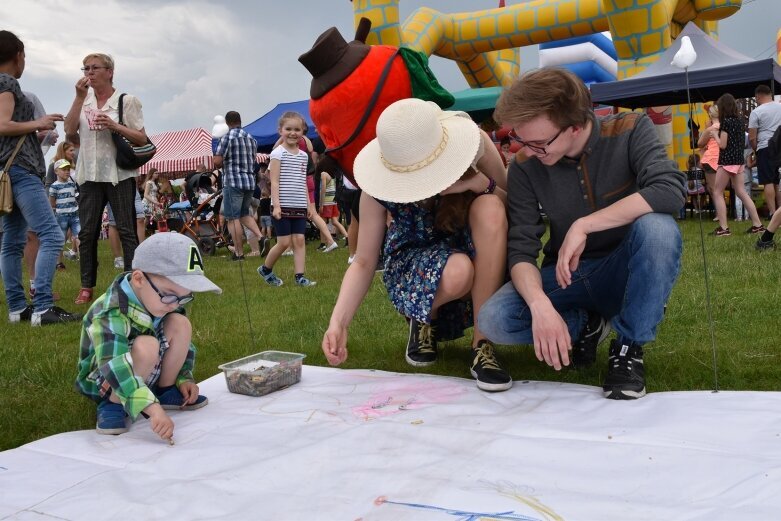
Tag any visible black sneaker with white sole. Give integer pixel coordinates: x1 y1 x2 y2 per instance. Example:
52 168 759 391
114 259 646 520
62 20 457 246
31 306 83 327
405 318 437 367
470 340 512 392
8 304 33 323
571 311 611 368
602 339 646 400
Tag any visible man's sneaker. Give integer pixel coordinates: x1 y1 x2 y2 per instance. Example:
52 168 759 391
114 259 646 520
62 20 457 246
602 339 646 400
31 306 83 326
470 340 512 392
712 226 731 237
572 312 611 368
295 276 317 287
756 237 776 250
8 305 33 323
96 400 128 435
258 266 283 286
747 225 766 234
405 318 437 367
113 256 124 269
321 242 339 253
156 386 208 411
230 253 245 262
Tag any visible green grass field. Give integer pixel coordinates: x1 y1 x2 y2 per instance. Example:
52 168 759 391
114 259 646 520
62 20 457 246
1 218 779 451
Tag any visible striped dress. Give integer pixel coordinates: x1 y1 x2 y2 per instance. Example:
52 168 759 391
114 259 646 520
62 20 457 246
269 145 309 218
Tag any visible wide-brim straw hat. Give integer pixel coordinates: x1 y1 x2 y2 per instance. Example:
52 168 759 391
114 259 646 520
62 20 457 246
353 98 480 203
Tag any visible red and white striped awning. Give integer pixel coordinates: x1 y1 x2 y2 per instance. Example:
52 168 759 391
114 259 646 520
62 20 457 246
140 128 214 178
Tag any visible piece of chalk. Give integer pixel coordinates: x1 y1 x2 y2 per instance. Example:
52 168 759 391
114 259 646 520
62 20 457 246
168 437 175 446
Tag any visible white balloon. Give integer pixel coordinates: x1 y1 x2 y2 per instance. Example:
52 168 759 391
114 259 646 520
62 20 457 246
671 36 697 69
211 115 229 138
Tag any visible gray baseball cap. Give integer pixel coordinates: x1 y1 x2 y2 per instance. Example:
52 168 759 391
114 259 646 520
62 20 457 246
132 232 222 294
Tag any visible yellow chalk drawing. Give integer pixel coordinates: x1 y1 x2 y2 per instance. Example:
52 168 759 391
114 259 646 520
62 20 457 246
482 480 564 521
350 0 744 168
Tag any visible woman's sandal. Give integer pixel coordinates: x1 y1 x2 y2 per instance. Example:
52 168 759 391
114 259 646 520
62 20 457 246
75 288 93 305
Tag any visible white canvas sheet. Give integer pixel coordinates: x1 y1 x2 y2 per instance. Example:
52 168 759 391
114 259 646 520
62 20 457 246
1 366 780 520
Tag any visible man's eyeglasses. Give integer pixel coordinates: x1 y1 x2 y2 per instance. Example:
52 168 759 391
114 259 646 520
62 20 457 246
143 273 194 306
81 66 109 73
508 127 566 155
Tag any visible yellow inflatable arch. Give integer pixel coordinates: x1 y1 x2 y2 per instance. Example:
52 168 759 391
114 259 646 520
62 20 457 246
351 0 744 167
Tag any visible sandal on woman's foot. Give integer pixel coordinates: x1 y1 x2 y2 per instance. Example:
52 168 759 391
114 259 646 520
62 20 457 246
75 288 93 305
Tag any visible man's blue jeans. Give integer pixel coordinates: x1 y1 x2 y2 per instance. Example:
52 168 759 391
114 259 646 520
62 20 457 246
1 165 64 313
479 214 682 345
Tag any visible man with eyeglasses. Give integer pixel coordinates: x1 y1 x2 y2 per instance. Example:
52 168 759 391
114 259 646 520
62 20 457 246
76 232 222 439
478 68 686 400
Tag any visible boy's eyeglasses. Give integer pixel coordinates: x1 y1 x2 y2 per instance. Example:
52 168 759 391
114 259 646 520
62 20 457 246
508 127 566 155
143 273 194 306
81 66 109 73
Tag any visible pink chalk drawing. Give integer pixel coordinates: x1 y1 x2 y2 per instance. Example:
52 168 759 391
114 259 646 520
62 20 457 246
351 380 467 420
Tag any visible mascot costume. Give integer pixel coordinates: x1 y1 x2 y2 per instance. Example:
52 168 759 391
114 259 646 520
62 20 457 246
298 18 454 185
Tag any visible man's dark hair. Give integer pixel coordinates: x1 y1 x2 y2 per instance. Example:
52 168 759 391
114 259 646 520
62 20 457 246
755 84 772 97
0 30 24 64
225 111 241 126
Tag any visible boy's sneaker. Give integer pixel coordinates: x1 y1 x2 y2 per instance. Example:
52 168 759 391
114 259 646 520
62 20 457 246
747 225 766 234
156 386 208 411
96 400 128 435
405 318 437 367
257 266 283 286
295 276 317 287
321 242 339 253
470 340 512 392
712 226 731 236
571 311 611 368
756 237 776 250
31 306 83 326
8 305 33 323
602 339 646 400
113 256 124 269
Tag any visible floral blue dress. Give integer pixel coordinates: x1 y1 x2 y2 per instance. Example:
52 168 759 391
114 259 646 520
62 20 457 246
380 198 474 341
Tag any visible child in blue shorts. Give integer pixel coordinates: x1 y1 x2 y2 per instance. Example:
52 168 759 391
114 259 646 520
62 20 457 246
76 233 222 440
48 159 80 265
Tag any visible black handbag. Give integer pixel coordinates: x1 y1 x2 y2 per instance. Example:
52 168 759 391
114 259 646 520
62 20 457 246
111 93 156 170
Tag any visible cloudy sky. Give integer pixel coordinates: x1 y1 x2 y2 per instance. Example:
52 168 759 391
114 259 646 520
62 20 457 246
6 0 780 138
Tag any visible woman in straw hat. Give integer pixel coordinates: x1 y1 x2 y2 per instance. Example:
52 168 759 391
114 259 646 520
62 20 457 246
321 98 513 392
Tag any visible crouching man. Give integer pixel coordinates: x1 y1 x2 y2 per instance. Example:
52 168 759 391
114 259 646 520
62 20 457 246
479 68 686 400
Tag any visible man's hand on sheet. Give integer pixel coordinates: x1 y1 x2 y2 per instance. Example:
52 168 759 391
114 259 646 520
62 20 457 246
530 302 571 371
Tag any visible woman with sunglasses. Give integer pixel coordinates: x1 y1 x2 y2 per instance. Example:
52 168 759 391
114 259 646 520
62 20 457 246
64 53 151 305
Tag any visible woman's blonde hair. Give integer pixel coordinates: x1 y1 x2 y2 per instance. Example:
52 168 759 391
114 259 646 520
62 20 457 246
82 53 114 84
708 104 718 119
52 141 74 163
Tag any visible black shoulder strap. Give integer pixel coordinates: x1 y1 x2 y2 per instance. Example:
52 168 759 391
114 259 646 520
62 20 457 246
117 93 126 125
324 48 400 155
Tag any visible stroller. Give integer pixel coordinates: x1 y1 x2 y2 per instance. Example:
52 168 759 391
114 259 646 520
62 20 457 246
166 172 227 255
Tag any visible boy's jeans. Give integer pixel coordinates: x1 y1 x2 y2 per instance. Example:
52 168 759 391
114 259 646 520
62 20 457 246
1 165 65 313
479 214 682 346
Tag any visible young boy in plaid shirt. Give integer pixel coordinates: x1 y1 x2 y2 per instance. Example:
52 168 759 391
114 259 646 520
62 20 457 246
76 233 222 439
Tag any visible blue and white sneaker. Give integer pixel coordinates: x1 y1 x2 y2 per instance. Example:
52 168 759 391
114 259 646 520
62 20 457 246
157 387 208 411
258 266 284 286
96 400 128 435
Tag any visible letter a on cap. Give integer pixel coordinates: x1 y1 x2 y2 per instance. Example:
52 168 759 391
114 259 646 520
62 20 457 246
188 245 204 272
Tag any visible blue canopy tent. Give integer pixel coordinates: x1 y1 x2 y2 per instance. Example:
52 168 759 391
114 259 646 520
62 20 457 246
244 100 319 148
211 100 320 153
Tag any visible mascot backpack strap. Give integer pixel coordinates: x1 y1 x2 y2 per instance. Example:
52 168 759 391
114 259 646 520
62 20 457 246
324 48 400 155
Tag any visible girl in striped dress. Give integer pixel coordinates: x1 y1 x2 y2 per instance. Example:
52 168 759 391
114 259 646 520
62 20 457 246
257 112 316 287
